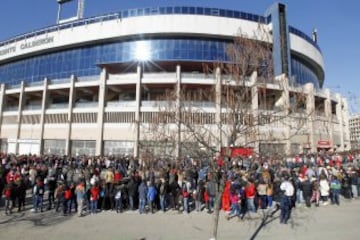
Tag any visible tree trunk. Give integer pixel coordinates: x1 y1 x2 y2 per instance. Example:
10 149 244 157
210 175 225 240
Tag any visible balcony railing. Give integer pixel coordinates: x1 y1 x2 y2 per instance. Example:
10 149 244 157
106 101 137 107
108 73 137 81
47 103 69 109
74 102 98 108
77 75 99 82
105 100 216 108
26 81 44 87
6 84 21 90
182 101 215 108
23 105 42 110
50 78 71 85
141 101 169 108
3 106 18 111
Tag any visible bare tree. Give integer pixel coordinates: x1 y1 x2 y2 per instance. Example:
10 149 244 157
139 25 313 240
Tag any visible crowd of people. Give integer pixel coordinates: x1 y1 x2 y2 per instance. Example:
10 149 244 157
1 151 360 225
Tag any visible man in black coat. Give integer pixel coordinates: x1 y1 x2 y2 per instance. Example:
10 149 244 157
127 177 138 210
17 178 27 212
301 176 313 207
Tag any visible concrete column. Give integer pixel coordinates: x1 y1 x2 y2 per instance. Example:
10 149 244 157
175 65 181 159
250 71 259 153
134 65 142 157
304 83 315 152
15 81 26 154
95 68 107 156
342 98 350 151
324 89 333 149
0 84 5 133
65 75 76 156
215 67 222 152
336 94 344 151
39 78 49 155
280 75 291 155
0 84 5 152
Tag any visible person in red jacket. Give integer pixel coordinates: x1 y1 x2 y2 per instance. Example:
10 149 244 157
4 182 15 215
221 180 231 211
114 170 122 184
182 184 190 213
90 184 100 214
63 185 72 215
6 169 15 184
203 186 210 213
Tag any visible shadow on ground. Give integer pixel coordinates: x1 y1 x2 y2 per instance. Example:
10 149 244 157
0 209 75 228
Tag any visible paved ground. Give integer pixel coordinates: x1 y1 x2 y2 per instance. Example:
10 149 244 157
1 198 360 240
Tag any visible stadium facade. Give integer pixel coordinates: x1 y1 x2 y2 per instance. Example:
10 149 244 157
0 3 350 157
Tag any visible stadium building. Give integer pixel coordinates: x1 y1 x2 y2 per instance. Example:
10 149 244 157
349 115 360 150
0 2 350 157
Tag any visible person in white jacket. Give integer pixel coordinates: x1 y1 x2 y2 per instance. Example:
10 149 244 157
319 175 330 205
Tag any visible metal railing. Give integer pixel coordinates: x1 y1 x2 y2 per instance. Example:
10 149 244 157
77 75 99 82
50 78 71 84
47 103 69 109
3 106 18 111
106 101 137 107
26 81 44 87
74 102 98 108
23 105 42 110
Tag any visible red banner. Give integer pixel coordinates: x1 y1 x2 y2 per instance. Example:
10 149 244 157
317 140 331 148
221 147 254 158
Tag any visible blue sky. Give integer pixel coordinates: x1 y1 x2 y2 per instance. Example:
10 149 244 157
0 0 359 113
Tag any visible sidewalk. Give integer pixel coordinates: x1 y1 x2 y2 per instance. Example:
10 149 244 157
1 198 359 240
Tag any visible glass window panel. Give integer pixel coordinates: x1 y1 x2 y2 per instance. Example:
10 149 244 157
195 7 203 15
144 8 150 15
159 7 166 14
137 9 144 16
204 8 211 15
166 7 173 14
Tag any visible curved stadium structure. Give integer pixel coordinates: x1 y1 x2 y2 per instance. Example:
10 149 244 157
0 3 350 157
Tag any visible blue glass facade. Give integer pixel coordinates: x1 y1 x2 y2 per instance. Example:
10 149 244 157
291 58 320 88
0 39 228 85
0 37 321 87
